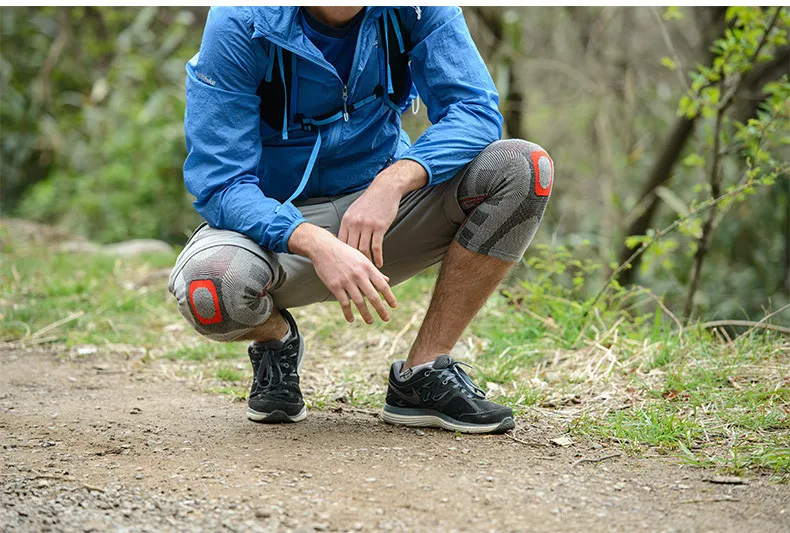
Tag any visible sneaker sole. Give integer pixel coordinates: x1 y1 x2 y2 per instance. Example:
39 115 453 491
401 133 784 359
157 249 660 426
381 405 515 434
247 406 308 423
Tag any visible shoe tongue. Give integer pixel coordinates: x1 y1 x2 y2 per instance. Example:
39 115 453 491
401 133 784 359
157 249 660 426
432 355 454 370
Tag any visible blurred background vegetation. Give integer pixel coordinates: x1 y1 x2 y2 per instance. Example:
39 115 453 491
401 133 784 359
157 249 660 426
1 6 788 325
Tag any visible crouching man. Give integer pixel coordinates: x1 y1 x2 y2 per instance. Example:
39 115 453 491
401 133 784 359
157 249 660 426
169 6 553 434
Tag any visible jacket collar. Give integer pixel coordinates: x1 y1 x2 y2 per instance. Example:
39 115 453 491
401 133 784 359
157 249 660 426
250 7 387 60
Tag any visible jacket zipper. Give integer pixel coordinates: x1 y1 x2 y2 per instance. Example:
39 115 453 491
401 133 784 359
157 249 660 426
342 85 349 121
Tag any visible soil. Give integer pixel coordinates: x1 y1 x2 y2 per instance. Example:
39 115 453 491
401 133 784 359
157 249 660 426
1 346 788 533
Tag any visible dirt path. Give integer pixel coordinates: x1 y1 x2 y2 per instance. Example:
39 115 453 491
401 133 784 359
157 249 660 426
1 347 788 533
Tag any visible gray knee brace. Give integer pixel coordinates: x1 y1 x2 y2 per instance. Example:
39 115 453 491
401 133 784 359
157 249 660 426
169 245 275 341
456 139 553 262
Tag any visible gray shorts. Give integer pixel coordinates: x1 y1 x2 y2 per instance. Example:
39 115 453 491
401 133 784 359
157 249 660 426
169 175 466 312
168 139 552 341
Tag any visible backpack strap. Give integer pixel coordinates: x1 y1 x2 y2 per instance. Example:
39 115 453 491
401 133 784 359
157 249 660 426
378 8 412 108
257 42 294 134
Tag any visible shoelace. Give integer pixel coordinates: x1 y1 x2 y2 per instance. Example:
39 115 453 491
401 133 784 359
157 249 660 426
430 361 486 400
256 347 298 398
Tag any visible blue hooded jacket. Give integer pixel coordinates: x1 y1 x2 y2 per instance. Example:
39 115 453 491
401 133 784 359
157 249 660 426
184 6 503 254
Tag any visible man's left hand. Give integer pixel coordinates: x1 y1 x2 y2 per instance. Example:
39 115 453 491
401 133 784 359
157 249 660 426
339 160 428 268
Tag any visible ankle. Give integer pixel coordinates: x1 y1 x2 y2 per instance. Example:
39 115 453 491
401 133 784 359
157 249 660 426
404 350 446 371
252 313 290 343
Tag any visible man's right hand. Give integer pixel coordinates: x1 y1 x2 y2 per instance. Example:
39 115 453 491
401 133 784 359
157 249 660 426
288 223 398 324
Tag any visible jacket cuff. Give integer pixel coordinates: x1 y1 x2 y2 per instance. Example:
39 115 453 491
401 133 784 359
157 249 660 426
270 202 306 254
398 155 434 186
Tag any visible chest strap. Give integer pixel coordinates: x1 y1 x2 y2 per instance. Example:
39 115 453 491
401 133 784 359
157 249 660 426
274 85 389 212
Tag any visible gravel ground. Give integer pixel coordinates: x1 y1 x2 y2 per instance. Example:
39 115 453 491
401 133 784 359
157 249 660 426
1 346 788 533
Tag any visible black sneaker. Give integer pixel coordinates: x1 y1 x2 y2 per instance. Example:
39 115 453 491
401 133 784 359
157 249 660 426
246 310 307 423
382 355 515 434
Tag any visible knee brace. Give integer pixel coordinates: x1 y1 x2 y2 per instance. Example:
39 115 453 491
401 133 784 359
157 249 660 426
170 246 275 341
456 139 553 262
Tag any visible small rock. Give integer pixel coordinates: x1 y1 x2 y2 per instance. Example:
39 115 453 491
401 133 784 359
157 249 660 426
102 239 172 256
74 345 97 356
703 476 748 485
59 241 101 254
550 436 574 447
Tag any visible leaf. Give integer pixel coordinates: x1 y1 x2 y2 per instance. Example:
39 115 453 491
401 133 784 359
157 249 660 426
661 56 677 70
663 6 683 21
655 186 689 216
625 235 650 250
682 153 706 168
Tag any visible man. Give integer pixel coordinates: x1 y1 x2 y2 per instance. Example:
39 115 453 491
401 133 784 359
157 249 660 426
169 6 553 434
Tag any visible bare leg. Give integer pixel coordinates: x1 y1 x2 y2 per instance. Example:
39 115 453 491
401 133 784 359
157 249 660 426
405 241 514 369
236 308 289 343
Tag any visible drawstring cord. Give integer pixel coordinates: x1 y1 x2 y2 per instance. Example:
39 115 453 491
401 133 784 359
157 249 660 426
277 46 288 140
265 43 275 82
383 12 393 96
388 9 405 54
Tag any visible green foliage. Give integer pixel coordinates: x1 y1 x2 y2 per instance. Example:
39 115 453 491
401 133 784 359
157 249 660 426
626 6 790 319
1 7 204 243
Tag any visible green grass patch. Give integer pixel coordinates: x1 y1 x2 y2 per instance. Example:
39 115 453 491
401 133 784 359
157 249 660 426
573 404 704 449
216 366 246 382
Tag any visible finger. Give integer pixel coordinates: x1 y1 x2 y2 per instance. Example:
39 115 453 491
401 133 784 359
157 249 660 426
336 291 355 323
347 286 374 324
358 229 373 260
359 278 390 322
372 230 384 268
346 227 361 252
372 273 398 309
338 220 349 245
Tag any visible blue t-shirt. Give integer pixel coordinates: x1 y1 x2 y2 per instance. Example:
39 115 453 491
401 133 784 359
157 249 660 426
300 8 365 83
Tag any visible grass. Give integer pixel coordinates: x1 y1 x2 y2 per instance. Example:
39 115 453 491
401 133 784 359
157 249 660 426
2 219 788 477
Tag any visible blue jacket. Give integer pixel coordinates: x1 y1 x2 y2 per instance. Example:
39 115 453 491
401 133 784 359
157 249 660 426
184 6 503 253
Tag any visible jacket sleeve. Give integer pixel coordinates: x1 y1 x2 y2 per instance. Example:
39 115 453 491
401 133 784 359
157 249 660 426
183 7 305 253
398 7 504 185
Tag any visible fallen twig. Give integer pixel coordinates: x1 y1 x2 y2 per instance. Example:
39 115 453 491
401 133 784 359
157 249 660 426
701 320 790 336
569 452 622 469
29 311 85 340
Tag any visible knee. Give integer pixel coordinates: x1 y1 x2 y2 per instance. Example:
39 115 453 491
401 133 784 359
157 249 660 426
169 246 275 341
485 139 555 200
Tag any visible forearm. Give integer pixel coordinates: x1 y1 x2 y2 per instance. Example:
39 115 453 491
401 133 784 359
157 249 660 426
370 159 428 198
287 222 335 258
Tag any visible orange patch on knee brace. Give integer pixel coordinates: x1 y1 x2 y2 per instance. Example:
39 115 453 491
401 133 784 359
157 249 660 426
530 151 554 197
188 279 223 325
